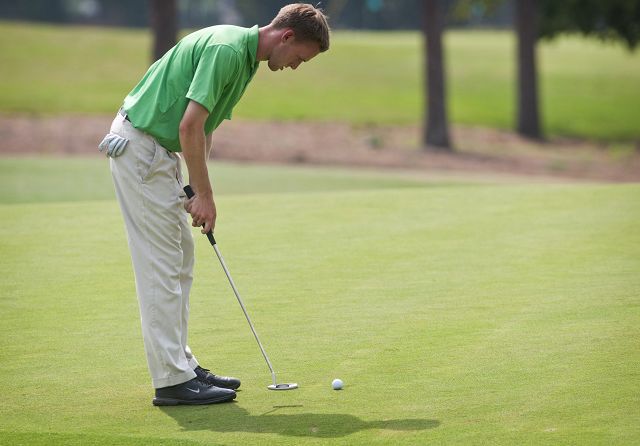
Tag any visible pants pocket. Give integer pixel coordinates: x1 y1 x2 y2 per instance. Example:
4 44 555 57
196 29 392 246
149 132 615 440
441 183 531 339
139 140 166 183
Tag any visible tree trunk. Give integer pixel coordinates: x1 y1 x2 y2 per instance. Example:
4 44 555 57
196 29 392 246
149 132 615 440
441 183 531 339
149 0 177 62
423 0 451 151
515 0 542 139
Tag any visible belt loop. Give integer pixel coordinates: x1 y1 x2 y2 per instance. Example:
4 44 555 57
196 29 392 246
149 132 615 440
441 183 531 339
118 107 131 123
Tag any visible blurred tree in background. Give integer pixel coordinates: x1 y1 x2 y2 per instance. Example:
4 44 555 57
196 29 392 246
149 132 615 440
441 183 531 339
540 0 640 50
455 0 640 141
149 0 177 61
423 0 451 150
0 0 505 29
520 0 640 140
0 0 69 23
515 0 540 140
0 0 147 26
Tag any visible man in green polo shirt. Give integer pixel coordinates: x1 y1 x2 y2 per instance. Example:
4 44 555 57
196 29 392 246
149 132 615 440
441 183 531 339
100 3 330 406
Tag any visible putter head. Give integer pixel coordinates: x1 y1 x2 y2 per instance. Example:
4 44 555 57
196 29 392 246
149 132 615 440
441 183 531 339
268 383 298 391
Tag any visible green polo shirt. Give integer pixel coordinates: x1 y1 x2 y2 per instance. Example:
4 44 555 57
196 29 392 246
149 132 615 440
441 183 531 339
122 25 259 152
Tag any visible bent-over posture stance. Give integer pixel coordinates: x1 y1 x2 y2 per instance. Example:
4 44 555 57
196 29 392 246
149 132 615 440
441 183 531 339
99 3 329 406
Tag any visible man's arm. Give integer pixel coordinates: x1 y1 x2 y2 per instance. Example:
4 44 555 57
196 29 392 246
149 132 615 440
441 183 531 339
180 100 216 234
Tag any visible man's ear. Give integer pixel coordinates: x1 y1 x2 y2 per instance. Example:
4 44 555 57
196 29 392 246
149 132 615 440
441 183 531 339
281 28 295 42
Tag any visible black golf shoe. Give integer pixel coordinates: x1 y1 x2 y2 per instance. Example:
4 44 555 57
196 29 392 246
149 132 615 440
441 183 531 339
152 377 236 406
194 366 241 390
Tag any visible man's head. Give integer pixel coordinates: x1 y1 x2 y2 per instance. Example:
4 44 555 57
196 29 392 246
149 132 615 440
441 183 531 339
265 3 330 72
271 3 330 53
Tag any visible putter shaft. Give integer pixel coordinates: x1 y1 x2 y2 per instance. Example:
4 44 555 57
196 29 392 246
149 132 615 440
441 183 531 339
182 185 288 389
212 244 278 387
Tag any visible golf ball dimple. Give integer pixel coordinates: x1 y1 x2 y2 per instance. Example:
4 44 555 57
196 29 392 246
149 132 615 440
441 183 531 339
332 378 343 390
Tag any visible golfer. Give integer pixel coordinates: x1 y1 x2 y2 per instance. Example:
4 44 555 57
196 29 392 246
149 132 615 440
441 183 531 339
99 3 330 406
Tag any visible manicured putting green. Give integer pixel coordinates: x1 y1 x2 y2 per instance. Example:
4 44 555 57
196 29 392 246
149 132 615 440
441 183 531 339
0 158 638 444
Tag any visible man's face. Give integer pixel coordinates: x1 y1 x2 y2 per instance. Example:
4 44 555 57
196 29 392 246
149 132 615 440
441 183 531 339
268 30 321 72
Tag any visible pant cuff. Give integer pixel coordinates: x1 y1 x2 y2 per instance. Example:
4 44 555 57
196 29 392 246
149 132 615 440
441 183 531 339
188 356 199 369
153 369 197 389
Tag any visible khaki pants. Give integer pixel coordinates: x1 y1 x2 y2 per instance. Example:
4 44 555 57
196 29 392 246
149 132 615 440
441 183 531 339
108 113 199 389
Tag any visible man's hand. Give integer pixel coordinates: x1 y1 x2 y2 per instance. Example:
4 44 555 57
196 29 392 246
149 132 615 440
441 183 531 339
184 191 216 234
180 100 216 234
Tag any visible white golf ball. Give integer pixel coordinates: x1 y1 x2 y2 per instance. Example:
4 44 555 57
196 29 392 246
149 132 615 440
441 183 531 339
332 378 343 390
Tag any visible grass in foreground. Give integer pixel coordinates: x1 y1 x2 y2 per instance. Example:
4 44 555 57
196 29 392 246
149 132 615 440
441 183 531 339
0 158 639 445
1 21 639 140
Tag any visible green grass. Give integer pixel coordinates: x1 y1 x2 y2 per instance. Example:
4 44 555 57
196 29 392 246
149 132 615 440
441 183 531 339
1 158 639 445
0 157 450 204
1 22 639 140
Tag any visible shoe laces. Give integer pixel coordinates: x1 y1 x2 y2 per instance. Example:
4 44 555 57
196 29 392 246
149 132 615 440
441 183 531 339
195 376 215 387
197 366 217 378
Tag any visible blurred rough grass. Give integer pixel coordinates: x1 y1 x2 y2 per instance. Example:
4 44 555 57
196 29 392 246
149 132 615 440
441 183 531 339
0 22 638 140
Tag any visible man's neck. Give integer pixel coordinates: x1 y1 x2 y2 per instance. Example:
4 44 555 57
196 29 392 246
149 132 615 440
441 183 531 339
256 25 279 62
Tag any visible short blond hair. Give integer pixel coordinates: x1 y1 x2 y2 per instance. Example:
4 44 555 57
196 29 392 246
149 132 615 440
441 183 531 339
271 3 330 52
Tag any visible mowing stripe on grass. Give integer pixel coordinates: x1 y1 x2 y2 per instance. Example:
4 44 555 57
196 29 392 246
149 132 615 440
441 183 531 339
0 156 473 205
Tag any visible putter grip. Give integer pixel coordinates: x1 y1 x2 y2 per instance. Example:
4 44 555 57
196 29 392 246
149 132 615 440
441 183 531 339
183 185 216 246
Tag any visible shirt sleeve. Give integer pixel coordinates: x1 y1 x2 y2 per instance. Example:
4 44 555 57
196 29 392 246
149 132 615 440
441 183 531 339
186 44 239 113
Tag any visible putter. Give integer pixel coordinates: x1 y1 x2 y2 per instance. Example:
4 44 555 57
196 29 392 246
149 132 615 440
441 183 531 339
184 185 298 391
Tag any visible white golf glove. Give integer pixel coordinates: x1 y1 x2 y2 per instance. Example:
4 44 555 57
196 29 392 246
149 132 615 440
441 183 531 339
98 133 129 158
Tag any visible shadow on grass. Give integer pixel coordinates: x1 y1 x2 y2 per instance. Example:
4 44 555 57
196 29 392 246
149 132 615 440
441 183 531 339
160 402 439 438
